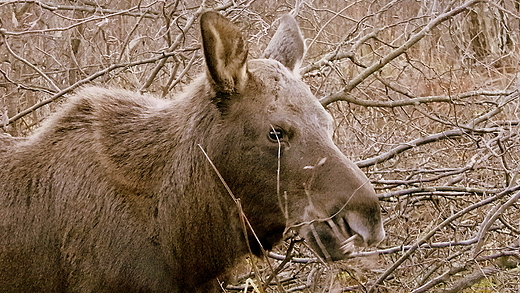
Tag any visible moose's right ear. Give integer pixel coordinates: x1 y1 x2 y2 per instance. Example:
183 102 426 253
263 14 305 74
200 11 248 94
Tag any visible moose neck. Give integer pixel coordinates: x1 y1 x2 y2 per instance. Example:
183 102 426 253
152 78 251 285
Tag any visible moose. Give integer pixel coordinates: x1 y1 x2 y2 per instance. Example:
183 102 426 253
0 11 384 292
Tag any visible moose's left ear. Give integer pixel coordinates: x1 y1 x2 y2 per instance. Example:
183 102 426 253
263 14 305 74
200 11 249 94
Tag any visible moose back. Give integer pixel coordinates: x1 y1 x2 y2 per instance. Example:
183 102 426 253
0 11 384 292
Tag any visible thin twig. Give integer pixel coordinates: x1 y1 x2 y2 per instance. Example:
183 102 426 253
319 0 483 106
442 266 500 293
356 129 466 168
319 90 512 108
3 38 60 92
367 184 520 293
0 1 160 36
472 191 520 256
6 50 181 125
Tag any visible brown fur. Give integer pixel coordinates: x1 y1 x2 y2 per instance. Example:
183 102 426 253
0 12 384 292
0 133 23 148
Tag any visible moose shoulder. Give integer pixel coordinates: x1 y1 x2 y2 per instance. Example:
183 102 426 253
0 11 384 292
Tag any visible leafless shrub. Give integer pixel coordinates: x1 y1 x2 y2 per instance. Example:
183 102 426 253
1 0 519 292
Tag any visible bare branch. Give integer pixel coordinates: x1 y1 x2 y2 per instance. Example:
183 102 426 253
367 184 520 293
139 2 234 91
322 90 513 108
378 186 495 199
356 129 465 168
6 50 181 125
0 0 161 18
411 265 467 293
0 1 160 36
3 38 60 92
319 0 483 106
472 191 520 256
442 266 500 293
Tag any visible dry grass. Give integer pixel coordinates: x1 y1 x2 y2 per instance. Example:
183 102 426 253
1 0 519 292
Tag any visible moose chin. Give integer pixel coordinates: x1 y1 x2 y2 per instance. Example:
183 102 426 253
0 11 384 292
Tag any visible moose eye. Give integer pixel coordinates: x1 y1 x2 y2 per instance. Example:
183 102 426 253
268 128 284 142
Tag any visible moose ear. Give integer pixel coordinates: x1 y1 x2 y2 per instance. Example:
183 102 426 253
263 15 305 74
200 11 248 94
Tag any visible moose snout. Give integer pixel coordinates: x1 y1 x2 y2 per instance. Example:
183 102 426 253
302 211 385 261
298 152 385 261
300 149 385 261
344 211 385 247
